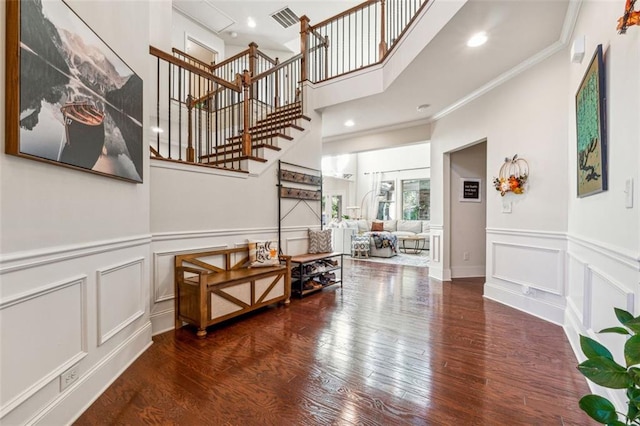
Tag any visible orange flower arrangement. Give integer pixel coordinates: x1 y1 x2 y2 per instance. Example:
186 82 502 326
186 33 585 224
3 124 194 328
493 155 529 196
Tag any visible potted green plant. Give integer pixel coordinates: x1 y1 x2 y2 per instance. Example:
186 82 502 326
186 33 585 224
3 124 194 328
577 308 640 425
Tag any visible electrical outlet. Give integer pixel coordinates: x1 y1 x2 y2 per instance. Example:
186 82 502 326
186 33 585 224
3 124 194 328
60 365 79 391
463 251 470 261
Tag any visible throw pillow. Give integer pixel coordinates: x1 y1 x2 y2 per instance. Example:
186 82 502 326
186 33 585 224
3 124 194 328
371 221 384 232
248 240 279 267
308 229 332 254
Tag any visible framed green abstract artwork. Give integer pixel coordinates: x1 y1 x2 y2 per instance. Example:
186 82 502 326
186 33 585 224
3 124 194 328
575 44 607 198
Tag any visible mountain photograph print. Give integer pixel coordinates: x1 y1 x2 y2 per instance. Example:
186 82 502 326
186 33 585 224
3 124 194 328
5 0 143 183
575 44 607 198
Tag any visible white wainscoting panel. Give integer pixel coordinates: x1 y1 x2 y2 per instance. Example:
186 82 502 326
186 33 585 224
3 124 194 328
567 253 589 327
588 266 634 333
0 276 88 419
97 258 145 346
153 245 226 304
432 234 441 263
285 236 309 256
564 236 640 413
491 242 564 295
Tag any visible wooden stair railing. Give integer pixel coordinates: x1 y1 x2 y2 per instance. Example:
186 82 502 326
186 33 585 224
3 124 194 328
150 44 309 172
301 0 429 83
149 0 429 172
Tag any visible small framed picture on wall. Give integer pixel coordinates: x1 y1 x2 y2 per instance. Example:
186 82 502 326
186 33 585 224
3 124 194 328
460 178 482 203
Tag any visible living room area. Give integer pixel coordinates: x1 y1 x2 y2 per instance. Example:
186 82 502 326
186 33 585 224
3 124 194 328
322 143 431 267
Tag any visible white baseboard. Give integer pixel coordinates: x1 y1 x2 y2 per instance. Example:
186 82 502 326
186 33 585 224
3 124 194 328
26 322 152 425
429 266 451 281
151 308 175 336
484 282 565 325
451 265 485 278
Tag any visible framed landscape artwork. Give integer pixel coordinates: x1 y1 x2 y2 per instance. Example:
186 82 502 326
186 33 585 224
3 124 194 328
575 44 607 197
5 0 143 183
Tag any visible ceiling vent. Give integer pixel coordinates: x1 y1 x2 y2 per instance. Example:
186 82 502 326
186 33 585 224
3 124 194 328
271 7 299 28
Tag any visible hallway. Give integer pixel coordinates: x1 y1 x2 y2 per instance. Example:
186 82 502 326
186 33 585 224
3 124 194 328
77 260 592 425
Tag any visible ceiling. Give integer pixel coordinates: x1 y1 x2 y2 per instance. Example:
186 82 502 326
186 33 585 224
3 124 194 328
175 0 572 143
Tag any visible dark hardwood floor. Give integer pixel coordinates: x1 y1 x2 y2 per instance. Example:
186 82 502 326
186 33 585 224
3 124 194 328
76 259 593 425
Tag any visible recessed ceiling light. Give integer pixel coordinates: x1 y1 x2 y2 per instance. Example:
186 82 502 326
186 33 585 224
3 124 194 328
151 126 164 133
467 32 488 47
344 120 355 127
247 17 256 28
416 104 430 112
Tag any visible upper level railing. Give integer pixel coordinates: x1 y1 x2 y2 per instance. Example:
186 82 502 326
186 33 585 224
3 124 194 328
301 0 428 83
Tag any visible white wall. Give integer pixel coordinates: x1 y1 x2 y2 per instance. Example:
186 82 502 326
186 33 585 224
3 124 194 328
450 142 486 278
172 8 225 59
563 1 640 413
430 0 640 411
322 122 431 156
148 82 324 334
225 44 296 63
0 1 153 424
430 49 569 320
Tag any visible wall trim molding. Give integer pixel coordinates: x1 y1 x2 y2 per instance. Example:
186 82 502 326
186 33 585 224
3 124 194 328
0 276 88 420
151 226 309 242
484 282 565 326
150 158 250 179
486 227 567 240
96 258 146 346
491 241 564 296
150 308 175 336
568 233 640 270
451 265 485 278
27 322 152 425
0 235 151 275
152 245 227 303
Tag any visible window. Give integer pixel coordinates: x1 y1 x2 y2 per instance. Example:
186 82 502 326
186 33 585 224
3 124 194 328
402 179 430 220
323 194 343 224
376 180 395 220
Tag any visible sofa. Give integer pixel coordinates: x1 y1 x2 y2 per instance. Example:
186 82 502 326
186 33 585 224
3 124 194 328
329 219 430 258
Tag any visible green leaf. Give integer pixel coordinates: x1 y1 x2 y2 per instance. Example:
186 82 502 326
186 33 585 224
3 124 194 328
625 317 640 335
600 327 632 336
629 367 640 387
581 335 614 360
625 335 640 367
578 357 633 388
628 387 640 423
615 308 635 325
579 394 618 423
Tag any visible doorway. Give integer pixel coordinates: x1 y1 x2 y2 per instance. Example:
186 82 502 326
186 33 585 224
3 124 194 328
447 141 487 278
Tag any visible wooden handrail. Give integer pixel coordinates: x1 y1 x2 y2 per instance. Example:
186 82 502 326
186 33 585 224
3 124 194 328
189 85 226 108
172 47 213 69
211 47 250 72
252 53 302 82
150 46 240 92
308 0 379 30
256 50 277 66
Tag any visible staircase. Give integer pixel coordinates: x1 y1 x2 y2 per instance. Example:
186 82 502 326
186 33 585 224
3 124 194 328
149 0 431 175
200 102 310 170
